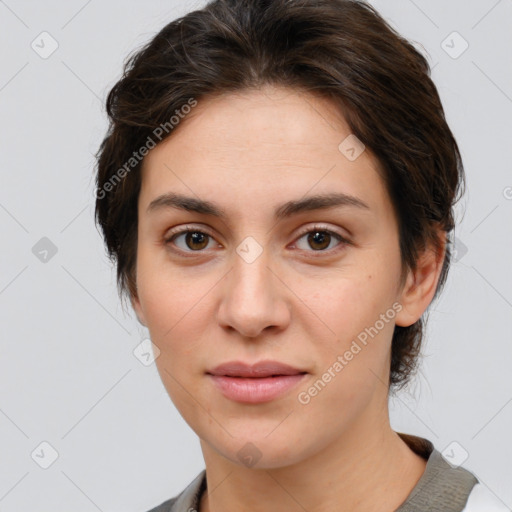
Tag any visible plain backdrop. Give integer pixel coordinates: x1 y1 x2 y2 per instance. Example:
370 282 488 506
1 0 511 510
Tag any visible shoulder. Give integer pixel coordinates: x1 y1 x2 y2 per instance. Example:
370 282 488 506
143 495 178 512
142 469 206 512
462 483 510 512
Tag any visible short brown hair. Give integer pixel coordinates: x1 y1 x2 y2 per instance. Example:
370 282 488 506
94 0 465 390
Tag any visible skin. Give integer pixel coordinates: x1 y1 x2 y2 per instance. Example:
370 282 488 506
131 85 446 512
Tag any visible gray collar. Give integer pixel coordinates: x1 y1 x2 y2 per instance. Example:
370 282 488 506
148 434 478 511
395 434 478 511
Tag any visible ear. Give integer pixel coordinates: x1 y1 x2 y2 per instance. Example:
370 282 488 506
130 292 147 327
394 232 447 328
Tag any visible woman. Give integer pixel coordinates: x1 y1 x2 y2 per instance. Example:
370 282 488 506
94 0 506 510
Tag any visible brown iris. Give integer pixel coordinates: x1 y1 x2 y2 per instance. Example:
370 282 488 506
307 230 332 251
185 231 210 250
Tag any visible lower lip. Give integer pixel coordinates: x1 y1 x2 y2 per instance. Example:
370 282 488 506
208 374 307 403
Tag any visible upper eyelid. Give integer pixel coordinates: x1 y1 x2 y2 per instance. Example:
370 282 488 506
165 222 346 237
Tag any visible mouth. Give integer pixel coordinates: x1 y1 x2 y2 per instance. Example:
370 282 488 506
206 359 307 378
206 360 308 403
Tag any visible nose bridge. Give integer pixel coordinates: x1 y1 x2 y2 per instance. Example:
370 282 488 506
231 235 274 305
217 234 288 337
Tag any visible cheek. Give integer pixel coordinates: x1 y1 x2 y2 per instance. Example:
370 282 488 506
300 270 385 339
296 280 395 424
138 265 210 412
135 245 209 341
300 267 397 382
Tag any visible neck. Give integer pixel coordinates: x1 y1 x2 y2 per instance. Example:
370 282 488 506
198 408 427 512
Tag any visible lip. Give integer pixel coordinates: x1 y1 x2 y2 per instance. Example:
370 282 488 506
207 360 306 378
206 360 308 404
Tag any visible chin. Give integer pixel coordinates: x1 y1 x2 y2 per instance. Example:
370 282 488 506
210 433 309 470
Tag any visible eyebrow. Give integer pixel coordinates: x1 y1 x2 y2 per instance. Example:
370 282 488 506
146 191 370 220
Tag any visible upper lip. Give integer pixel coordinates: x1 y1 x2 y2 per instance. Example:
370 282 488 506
207 360 307 378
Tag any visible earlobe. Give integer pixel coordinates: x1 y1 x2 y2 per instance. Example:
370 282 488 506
394 270 419 327
395 235 446 328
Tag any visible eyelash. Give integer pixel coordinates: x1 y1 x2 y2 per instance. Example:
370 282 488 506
163 224 351 258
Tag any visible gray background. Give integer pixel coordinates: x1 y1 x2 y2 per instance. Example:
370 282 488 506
1 0 511 510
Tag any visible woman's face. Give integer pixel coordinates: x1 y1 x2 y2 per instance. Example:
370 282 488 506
132 85 417 468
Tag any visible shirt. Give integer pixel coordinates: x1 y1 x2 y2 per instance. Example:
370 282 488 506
144 432 508 511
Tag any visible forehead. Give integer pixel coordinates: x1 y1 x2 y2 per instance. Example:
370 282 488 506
156 86 356 152
139 85 388 219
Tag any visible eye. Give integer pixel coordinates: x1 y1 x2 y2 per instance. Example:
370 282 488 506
293 225 350 254
163 224 350 257
164 226 219 254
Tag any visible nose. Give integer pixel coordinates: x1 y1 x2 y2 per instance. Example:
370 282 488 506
216 243 291 339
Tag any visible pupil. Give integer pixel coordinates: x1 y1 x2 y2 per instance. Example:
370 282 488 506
187 232 208 250
309 231 330 250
